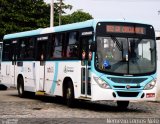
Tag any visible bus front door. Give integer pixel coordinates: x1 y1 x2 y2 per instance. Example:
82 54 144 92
81 36 92 97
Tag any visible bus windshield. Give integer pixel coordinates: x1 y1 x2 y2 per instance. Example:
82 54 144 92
95 36 156 75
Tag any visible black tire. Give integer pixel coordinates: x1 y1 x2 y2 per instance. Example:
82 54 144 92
17 77 25 98
65 82 75 108
117 101 129 109
0 85 7 90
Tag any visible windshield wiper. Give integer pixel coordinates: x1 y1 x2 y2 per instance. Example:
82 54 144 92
111 36 123 51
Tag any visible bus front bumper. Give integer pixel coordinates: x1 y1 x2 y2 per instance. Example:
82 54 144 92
91 84 157 101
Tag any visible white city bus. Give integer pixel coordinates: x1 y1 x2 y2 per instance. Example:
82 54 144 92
0 19 157 108
156 31 160 99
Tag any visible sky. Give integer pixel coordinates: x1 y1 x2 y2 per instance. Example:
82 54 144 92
44 0 160 30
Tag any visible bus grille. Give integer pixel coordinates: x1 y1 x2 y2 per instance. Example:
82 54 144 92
117 91 139 97
113 86 141 89
108 77 147 84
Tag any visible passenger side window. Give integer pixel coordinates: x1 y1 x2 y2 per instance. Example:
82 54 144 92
36 36 49 61
24 38 35 59
53 33 64 58
18 38 35 60
66 32 79 58
2 40 12 61
49 32 79 59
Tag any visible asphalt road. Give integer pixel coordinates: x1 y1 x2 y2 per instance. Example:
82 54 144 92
0 88 160 124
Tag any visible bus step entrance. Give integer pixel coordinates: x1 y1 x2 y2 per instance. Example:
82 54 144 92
35 91 45 96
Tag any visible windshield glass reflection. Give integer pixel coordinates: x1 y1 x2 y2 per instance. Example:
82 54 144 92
95 36 156 75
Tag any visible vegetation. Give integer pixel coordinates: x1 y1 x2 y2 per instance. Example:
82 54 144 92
0 0 50 40
62 10 93 25
0 0 93 40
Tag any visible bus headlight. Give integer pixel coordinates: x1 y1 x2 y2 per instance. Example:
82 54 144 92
144 79 156 90
93 77 111 89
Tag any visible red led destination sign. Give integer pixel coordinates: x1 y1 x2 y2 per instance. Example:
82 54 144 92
106 25 146 34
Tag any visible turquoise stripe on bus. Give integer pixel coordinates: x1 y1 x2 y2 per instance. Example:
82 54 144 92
3 29 42 40
51 62 59 94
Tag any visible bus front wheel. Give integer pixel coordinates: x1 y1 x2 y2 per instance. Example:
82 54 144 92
117 101 129 109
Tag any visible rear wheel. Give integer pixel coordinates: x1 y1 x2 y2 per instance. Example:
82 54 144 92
65 82 75 107
17 77 25 98
0 85 7 90
117 101 129 109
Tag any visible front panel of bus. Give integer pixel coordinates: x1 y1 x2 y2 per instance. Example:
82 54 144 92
91 22 156 101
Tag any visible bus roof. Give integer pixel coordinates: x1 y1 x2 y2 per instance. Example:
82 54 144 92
3 19 151 40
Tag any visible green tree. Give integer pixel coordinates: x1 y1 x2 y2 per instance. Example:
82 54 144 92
0 0 50 40
53 0 72 26
0 0 93 40
57 0 72 25
62 10 93 25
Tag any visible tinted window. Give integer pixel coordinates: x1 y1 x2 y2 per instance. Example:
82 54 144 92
36 36 49 61
2 40 12 61
66 32 79 58
53 33 65 58
18 38 35 60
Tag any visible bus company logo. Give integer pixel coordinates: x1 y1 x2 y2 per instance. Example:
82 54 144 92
47 67 54 73
64 66 67 73
126 85 131 89
64 66 74 73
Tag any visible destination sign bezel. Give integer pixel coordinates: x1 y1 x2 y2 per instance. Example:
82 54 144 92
106 25 146 35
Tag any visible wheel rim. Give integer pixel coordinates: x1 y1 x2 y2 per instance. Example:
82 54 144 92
19 84 22 95
66 87 71 99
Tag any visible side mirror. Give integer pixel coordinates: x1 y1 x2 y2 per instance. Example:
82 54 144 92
90 42 96 52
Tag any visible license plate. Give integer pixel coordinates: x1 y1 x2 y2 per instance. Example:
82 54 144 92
146 93 155 98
